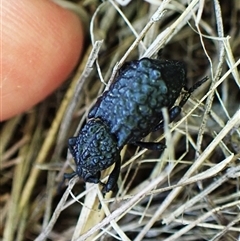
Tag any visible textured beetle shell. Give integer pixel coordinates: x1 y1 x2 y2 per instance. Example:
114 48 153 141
88 58 186 147
69 119 120 177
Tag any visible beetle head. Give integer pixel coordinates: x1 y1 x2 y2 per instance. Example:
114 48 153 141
68 119 120 184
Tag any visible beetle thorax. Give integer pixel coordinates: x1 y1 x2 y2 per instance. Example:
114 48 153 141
74 119 120 177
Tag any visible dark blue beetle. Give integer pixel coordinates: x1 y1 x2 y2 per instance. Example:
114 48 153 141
65 56 207 194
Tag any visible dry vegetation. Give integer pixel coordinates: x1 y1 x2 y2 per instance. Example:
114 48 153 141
1 0 240 240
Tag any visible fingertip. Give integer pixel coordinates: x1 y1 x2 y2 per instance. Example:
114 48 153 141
1 0 84 121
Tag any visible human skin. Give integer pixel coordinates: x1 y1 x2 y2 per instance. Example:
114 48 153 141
1 0 84 121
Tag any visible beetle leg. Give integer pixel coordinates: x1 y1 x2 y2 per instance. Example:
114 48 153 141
85 171 101 184
57 172 77 193
101 154 121 196
134 141 166 151
179 76 208 108
154 77 208 132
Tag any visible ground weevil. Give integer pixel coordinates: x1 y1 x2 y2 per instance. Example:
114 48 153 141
65 55 207 195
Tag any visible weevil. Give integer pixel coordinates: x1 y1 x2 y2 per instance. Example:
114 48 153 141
65 55 207 195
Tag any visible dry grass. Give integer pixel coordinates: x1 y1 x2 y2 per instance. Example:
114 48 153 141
1 0 240 240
